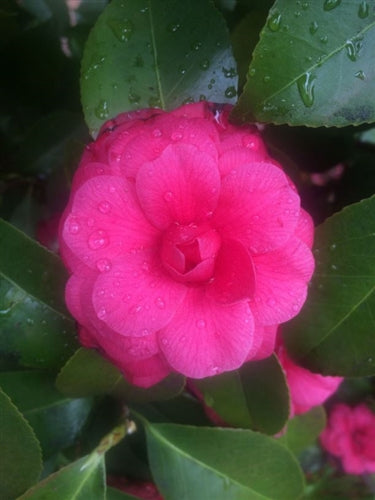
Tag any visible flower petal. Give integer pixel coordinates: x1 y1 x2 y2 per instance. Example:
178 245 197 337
120 354 172 388
136 144 221 229
92 251 186 336
251 237 315 325
245 324 279 361
207 239 255 304
159 288 254 378
62 175 158 270
218 147 268 176
295 208 315 248
213 162 300 254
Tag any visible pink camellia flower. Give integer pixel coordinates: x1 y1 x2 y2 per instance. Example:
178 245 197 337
320 404 375 474
59 101 314 387
276 340 343 416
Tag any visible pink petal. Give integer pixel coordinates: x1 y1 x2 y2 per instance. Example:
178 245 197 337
250 237 315 325
92 251 186 336
213 162 300 254
158 288 254 378
295 208 315 248
218 147 269 176
67 272 162 363
219 126 268 158
62 175 158 270
120 354 172 388
136 144 220 229
207 239 255 304
109 112 219 179
71 161 114 191
246 324 279 361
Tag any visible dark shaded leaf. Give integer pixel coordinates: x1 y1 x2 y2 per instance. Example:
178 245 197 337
0 219 77 370
56 347 185 403
0 387 42 500
0 370 92 458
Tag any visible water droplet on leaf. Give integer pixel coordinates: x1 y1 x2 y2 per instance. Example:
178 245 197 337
309 21 319 34
323 0 341 11
358 1 369 18
107 18 134 42
297 72 316 107
95 100 109 120
267 12 282 31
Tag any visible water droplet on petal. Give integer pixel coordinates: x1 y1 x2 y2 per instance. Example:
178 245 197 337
98 201 112 214
152 128 162 137
200 59 210 70
88 230 109 250
97 307 107 319
164 191 173 202
68 218 80 234
96 258 111 272
196 319 206 328
171 131 183 141
155 297 165 309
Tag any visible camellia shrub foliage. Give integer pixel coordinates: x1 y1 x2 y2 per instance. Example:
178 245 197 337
2 0 375 499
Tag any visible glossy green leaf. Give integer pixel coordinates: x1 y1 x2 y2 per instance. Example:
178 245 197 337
0 370 92 458
284 195 375 376
233 0 375 126
195 355 290 434
278 406 326 456
81 0 238 135
56 347 185 403
0 219 78 370
19 422 129 499
0 387 42 500
146 423 304 500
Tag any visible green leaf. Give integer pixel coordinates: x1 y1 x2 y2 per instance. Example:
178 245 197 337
0 370 92 458
56 347 185 403
0 387 42 500
18 422 129 499
107 487 141 500
278 406 326 456
145 423 304 500
232 0 375 126
195 355 290 434
284 195 375 376
81 0 238 135
0 219 78 370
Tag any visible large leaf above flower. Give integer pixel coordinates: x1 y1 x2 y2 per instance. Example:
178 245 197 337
81 0 238 135
232 0 375 127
